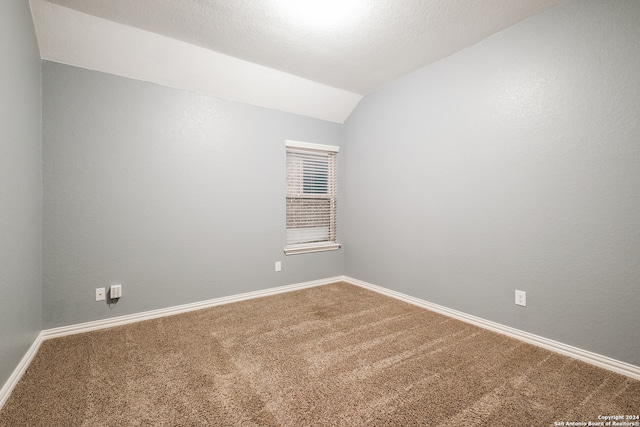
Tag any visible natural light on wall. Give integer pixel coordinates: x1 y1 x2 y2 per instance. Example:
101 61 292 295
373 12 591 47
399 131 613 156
272 0 367 30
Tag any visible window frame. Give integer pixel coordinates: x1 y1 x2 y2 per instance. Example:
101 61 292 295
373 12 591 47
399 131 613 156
284 140 340 255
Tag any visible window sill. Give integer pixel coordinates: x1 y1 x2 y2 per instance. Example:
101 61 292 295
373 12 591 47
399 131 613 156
284 242 341 255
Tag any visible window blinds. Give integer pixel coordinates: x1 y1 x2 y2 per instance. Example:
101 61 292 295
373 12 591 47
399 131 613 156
286 143 337 248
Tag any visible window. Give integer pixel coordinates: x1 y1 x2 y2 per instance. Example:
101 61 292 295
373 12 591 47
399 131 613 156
285 140 340 255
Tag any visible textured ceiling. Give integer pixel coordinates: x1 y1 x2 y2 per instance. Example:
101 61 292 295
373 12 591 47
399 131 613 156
39 0 566 95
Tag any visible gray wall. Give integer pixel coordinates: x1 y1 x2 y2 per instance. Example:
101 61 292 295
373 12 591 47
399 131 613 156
42 62 344 329
0 1 43 386
343 0 640 366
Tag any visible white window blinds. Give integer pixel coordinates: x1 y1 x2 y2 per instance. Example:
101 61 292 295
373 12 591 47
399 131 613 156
285 140 340 255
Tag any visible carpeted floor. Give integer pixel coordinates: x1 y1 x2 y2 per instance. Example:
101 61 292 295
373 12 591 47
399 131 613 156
1 282 638 426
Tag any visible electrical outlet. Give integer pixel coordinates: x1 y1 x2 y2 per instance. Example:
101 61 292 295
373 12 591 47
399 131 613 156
275 261 281 272
96 287 106 301
110 284 122 299
515 290 526 307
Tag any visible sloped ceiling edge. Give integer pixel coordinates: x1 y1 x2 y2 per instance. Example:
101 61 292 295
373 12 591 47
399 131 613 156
30 0 362 124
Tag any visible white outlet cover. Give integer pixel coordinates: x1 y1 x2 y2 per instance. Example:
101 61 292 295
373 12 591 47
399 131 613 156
110 284 122 299
96 287 106 301
515 290 526 307
275 261 282 272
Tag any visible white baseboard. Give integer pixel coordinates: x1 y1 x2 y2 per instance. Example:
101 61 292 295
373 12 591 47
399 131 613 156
0 332 44 410
42 276 342 340
2 274 638 412
342 276 640 381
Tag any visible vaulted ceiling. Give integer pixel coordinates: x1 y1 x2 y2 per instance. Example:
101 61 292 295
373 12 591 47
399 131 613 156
29 0 566 123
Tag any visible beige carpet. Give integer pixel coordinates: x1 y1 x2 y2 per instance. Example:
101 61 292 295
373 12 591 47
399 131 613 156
1 282 638 426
